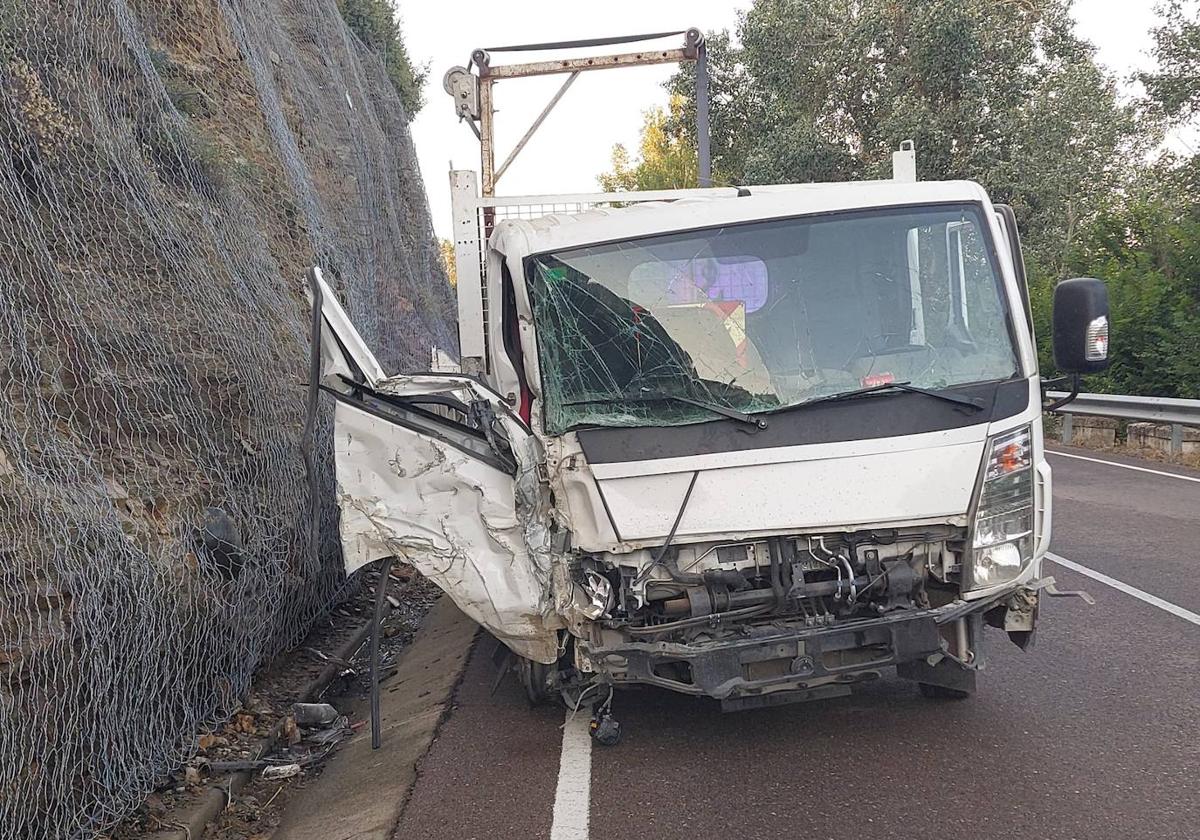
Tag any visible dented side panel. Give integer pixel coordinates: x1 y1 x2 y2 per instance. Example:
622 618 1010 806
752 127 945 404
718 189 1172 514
332 398 560 663
311 266 560 663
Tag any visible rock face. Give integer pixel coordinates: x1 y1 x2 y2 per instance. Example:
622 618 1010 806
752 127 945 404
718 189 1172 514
0 1 455 836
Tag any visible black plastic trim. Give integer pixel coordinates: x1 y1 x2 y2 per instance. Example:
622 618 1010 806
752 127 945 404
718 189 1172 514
577 378 1029 464
323 386 517 475
589 596 1002 699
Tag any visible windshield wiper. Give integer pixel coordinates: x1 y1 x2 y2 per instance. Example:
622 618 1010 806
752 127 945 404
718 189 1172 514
656 392 770 429
781 381 986 413
566 390 768 430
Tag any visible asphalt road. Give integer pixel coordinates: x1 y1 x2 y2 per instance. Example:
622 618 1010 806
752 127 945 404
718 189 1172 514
396 445 1200 840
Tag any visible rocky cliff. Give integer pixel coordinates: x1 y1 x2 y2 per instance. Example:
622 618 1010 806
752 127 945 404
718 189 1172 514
0 1 453 835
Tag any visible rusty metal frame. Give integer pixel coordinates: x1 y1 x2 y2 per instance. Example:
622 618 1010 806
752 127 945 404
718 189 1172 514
443 29 712 377
493 70 580 185
448 29 710 198
477 46 699 80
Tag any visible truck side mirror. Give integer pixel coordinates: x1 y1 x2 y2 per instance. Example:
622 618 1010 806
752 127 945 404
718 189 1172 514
1052 278 1110 374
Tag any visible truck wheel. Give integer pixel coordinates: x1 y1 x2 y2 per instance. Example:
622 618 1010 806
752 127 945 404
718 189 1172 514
918 682 972 700
517 656 555 705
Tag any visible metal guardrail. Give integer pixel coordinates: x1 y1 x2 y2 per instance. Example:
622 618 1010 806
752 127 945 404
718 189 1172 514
1046 391 1200 454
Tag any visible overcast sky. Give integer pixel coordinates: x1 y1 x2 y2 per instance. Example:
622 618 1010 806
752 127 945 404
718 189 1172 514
403 1 1183 239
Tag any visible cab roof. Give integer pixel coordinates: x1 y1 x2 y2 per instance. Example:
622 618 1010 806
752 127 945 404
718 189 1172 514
490 179 993 258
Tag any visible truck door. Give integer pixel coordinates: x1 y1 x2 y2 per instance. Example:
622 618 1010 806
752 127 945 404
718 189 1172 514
307 269 559 663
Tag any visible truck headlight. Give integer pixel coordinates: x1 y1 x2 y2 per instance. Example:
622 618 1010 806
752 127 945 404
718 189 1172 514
967 426 1034 590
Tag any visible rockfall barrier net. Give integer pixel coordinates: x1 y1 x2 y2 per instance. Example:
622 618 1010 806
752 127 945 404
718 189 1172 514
0 0 455 836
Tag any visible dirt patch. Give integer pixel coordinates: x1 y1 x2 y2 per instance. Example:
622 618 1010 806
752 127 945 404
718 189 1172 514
1100 443 1200 469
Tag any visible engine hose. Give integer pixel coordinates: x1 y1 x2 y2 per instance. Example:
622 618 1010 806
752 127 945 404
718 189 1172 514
841 555 857 603
627 604 770 636
663 553 703 586
724 577 875 606
780 539 797 594
768 537 785 610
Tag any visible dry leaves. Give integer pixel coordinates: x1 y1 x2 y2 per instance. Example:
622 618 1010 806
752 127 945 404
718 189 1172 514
281 715 300 746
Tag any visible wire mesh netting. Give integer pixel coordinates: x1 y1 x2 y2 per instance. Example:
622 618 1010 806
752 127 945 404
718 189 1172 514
0 0 455 836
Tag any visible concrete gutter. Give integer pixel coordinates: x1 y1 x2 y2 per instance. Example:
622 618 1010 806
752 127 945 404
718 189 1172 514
151 599 394 840
273 597 478 840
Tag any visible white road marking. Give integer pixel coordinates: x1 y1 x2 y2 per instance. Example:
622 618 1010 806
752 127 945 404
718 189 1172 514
549 710 593 840
1047 450 1200 484
1047 552 1200 627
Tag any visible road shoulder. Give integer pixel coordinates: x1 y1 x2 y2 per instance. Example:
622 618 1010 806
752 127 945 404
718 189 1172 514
273 597 478 840
1046 442 1200 477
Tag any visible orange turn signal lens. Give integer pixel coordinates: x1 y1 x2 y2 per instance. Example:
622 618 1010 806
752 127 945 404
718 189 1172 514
984 427 1031 481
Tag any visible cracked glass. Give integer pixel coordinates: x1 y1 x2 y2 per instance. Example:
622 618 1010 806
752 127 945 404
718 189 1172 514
527 204 1019 434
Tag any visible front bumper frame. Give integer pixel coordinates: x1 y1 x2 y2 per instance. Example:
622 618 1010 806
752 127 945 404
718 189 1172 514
584 585 1041 702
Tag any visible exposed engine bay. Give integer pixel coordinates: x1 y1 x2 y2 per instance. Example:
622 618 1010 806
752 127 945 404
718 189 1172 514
611 526 961 629
542 524 995 713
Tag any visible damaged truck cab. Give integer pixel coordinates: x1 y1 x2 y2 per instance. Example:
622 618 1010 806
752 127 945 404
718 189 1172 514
312 150 1110 711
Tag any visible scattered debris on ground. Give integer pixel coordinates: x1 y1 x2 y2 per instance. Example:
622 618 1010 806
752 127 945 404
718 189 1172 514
107 565 441 840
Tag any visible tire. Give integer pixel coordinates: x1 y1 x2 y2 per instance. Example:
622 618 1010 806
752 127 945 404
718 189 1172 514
517 656 555 705
918 682 972 700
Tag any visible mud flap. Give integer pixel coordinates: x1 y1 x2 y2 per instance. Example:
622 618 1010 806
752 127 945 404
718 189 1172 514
896 658 977 694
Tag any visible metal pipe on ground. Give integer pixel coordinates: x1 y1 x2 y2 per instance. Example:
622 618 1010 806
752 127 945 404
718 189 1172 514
371 557 394 750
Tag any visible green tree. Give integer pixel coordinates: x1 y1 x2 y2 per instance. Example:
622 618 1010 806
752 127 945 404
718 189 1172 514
599 96 700 191
1061 162 1200 397
1054 2 1200 398
337 0 426 115
439 237 457 288
1140 0 1200 122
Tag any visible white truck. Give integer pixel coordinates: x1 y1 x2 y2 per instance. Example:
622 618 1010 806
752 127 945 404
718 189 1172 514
309 142 1110 732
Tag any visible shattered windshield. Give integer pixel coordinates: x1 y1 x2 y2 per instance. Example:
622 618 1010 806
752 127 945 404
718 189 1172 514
527 204 1019 435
